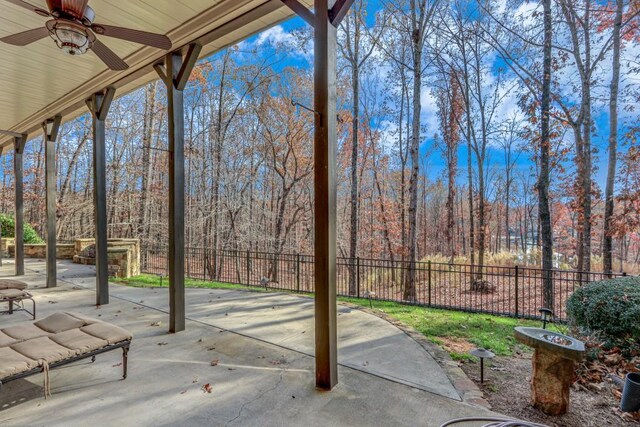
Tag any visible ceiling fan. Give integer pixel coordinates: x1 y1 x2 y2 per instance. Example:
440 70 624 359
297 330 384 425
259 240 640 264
0 0 172 70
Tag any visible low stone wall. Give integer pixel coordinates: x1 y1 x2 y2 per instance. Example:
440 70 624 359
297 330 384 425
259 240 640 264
7 243 75 260
4 237 140 278
73 238 140 278
0 238 14 254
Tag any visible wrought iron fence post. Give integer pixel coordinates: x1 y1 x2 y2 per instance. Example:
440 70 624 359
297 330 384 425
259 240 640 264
515 265 519 317
296 253 301 292
356 257 361 299
246 250 251 285
428 260 432 306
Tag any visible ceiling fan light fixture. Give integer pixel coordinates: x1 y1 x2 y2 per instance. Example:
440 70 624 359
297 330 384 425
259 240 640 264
46 20 93 55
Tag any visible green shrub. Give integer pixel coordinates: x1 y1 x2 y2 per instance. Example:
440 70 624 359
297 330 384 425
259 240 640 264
0 214 44 244
566 277 640 345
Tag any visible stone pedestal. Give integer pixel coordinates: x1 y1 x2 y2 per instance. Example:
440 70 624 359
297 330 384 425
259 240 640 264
531 347 575 415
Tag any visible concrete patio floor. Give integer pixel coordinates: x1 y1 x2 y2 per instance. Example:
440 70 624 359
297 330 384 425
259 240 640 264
0 260 500 426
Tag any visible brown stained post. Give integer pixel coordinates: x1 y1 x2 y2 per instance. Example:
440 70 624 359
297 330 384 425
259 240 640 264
87 87 116 306
313 0 350 390
42 116 61 288
13 134 27 276
155 43 201 333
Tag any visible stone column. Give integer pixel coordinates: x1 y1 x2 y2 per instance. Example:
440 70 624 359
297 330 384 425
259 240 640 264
531 347 575 415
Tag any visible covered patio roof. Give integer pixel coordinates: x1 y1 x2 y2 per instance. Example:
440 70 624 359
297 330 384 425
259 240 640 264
0 0 312 152
0 0 350 391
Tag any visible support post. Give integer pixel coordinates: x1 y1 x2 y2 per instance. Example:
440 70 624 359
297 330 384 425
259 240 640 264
155 43 201 333
313 0 345 391
42 116 61 288
13 134 27 276
87 87 116 306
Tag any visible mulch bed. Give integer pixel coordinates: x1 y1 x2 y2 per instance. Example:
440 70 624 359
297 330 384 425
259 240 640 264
459 352 640 426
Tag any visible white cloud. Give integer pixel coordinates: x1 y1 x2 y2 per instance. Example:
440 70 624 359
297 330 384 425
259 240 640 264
256 25 295 47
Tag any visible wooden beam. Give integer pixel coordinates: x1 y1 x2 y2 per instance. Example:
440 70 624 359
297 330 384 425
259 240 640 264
97 87 116 121
155 48 197 333
329 0 354 26
13 134 27 276
87 87 115 306
175 43 202 91
281 0 315 27
42 116 61 288
0 130 23 138
314 0 338 390
153 63 170 87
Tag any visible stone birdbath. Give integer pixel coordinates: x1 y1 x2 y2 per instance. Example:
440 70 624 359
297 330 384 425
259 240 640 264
514 326 585 415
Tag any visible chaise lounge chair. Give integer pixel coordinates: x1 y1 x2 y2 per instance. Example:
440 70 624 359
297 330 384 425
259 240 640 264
0 279 34 319
0 311 132 398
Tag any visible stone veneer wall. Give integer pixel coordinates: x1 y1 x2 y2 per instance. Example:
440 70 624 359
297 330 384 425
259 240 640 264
3 237 140 278
72 238 140 278
7 243 75 259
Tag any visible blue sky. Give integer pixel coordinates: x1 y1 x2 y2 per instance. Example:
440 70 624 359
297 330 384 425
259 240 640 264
227 1 628 192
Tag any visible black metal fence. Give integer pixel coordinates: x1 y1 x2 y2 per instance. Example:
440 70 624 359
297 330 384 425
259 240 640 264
140 245 627 321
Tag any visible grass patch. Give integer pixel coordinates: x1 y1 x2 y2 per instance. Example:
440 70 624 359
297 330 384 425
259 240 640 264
112 274 269 293
115 274 556 360
340 298 558 359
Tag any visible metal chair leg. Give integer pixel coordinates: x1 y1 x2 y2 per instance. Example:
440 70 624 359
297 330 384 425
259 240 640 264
122 346 129 379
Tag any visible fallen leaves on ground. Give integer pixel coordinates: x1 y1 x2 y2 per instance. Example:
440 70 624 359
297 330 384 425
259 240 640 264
574 337 640 420
149 321 161 327
202 383 212 393
157 342 168 346
614 407 640 423
210 359 219 366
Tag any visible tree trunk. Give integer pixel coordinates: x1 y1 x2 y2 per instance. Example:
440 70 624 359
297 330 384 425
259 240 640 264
404 24 422 302
539 0 554 308
349 56 360 296
603 0 622 276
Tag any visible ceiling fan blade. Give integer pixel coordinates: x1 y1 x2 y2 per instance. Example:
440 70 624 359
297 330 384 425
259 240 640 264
60 0 88 19
0 27 49 46
91 38 129 70
91 23 171 50
5 0 44 13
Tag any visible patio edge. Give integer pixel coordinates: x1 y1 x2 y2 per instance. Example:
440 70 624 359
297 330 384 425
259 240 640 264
340 302 491 410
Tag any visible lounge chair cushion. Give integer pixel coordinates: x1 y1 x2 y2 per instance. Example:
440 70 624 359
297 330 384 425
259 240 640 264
0 347 38 378
81 322 132 344
0 289 29 300
0 312 132 383
0 331 18 348
0 280 27 291
35 312 87 334
50 329 108 354
11 337 75 363
2 324 50 341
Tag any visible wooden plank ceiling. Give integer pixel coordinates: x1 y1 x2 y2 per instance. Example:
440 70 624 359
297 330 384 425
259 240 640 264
0 0 312 152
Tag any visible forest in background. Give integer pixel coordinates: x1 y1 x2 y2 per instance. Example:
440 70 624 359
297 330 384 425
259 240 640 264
1 0 639 288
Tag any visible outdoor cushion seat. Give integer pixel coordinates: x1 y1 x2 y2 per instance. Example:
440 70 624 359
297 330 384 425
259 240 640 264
0 280 27 291
35 312 86 333
81 322 132 344
0 312 132 399
11 336 76 363
2 323 50 341
0 289 28 300
0 331 17 348
50 329 109 354
0 286 35 319
0 347 39 378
